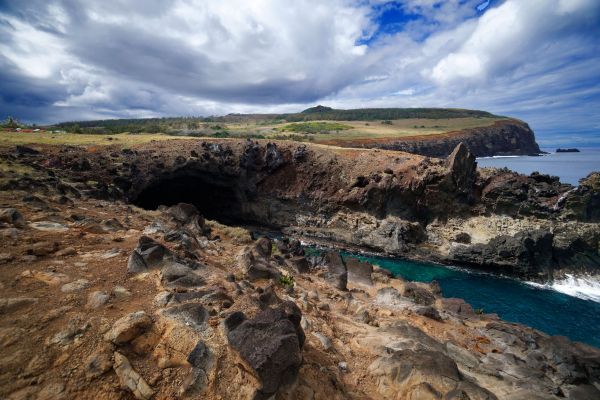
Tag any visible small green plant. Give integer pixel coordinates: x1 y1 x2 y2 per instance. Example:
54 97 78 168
475 308 485 315
279 274 295 288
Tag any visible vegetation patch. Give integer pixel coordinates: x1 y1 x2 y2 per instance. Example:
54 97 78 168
277 121 352 134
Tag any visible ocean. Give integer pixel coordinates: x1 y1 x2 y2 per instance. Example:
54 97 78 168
332 251 600 348
476 147 600 186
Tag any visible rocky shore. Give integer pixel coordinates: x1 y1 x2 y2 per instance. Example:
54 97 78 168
4 138 597 282
1 181 599 398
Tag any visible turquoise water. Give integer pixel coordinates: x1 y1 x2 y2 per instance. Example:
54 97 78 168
477 148 600 186
311 248 600 348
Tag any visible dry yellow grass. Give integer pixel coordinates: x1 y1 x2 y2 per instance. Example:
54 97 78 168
0 131 188 147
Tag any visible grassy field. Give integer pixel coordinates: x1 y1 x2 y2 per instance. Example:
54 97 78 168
1 116 504 148
0 132 188 147
225 116 503 143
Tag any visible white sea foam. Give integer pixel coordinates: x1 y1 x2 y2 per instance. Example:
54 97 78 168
526 274 600 303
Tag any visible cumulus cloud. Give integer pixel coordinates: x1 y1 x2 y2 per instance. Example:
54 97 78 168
0 0 599 144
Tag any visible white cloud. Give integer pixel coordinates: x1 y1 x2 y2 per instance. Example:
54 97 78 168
0 0 599 145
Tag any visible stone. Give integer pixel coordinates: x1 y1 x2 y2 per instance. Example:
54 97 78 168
0 297 38 313
245 261 282 281
153 291 173 307
60 279 90 293
227 302 304 398
113 351 154 400
454 232 472 244
161 262 205 289
112 285 132 299
29 241 59 256
312 332 332 351
368 349 496 400
55 246 77 257
86 291 110 309
345 257 373 286
162 303 208 331
29 221 69 232
104 311 153 345
223 311 246 334
85 344 114 379
287 256 309 273
0 208 26 228
439 298 476 317
322 251 347 290
167 203 202 223
415 306 442 321
254 237 272 258
446 142 476 193
127 250 148 273
446 342 480 369
402 282 435 305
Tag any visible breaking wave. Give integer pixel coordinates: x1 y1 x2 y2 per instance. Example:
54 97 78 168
527 275 600 303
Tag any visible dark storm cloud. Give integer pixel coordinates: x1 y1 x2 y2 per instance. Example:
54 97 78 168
0 0 599 147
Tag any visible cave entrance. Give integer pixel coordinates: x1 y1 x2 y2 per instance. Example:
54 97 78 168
132 172 245 224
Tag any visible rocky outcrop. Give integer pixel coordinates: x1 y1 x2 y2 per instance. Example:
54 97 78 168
5 139 599 280
227 302 305 399
369 119 542 157
449 230 554 279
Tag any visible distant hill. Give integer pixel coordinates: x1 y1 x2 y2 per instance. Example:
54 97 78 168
53 107 502 134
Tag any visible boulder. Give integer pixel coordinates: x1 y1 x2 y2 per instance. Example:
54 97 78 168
227 302 304 398
0 208 26 228
446 142 476 194
321 252 347 290
104 311 153 345
438 298 476 317
402 282 435 305
345 257 373 286
162 303 208 332
254 237 273 258
287 256 309 274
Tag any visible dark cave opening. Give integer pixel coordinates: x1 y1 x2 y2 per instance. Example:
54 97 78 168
132 173 245 224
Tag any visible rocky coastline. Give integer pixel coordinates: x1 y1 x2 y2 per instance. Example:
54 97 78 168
330 119 544 157
5 138 597 282
1 139 600 398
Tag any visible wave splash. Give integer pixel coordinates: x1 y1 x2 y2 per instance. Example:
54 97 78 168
527 275 600 303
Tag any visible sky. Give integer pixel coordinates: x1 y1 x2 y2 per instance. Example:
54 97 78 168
1 0 599 146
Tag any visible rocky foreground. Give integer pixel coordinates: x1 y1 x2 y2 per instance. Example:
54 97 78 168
1 150 600 399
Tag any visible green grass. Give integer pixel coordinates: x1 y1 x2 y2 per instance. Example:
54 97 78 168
276 121 353 134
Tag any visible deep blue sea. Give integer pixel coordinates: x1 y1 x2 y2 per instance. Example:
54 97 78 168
477 147 600 186
306 248 600 348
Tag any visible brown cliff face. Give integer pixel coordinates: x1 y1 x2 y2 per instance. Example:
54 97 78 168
355 119 542 157
3 139 598 280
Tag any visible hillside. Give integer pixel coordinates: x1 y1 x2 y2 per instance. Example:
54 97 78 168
44 107 540 157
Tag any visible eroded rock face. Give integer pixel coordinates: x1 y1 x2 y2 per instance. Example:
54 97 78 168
449 230 554 278
369 349 497 399
227 302 305 398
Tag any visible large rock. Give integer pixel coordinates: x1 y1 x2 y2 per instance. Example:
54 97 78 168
449 230 554 278
345 257 373 286
321 252 347 290
227 302 305 399
446 142 476 194
0 208 26 228
104 311 153 345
